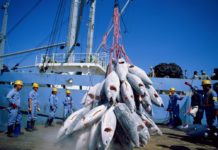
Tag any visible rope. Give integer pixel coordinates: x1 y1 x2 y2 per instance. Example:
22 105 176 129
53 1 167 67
41 0 67 72
6 0 43 37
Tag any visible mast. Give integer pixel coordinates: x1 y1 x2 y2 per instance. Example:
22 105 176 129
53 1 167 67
0 1 9 70
65 0 81 62
86 0 96 62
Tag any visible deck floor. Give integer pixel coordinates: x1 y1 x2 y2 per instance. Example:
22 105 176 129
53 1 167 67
0 124 217 150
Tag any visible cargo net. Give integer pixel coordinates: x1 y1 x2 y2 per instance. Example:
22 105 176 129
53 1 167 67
56 4 166 150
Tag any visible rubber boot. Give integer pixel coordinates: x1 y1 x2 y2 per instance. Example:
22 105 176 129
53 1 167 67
14 123 21 136
26 121 32 132
31 120 37 131
49 118 54 126
45 119 50 128
7 125 14 137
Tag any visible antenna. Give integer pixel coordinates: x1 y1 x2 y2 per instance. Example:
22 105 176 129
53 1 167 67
86 0 96 62
0 0 9 70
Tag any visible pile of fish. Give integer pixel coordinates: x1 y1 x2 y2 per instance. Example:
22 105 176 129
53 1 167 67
57 58 164 150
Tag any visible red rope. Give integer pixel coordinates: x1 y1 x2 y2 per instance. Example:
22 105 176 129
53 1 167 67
101 5 132 68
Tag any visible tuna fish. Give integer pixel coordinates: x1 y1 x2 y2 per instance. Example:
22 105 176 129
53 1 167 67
114 103 140 147
88 121 101 150
101 106 117 149
72 105 107 132
116 58 128 82
128 64 153 85
74 127 91 150
127 73 145 96
140 111 162 136
81 83 101 106
104 71 120 103
57 106 91 140
132 112 150 145
146 85 164 107
120 80 136 112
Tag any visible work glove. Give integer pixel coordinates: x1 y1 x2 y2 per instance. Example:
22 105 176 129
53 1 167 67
37 107 40 112
11 103 17 109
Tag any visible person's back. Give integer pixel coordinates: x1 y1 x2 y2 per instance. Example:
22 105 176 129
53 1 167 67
202 80 217 130
192 71 199 80
201 71 210 80
191 90 204 124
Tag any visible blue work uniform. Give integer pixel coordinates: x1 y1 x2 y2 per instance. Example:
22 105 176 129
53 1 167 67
48 94 58 120
28 90 40 121
203 89 217 128
191 90 204 124
167 93 182 126
63 96 73 119
6 88 22 126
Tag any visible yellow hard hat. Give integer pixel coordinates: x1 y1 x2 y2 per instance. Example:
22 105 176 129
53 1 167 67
32 83 39 88
15 80 23 86
202 80 211 86
52 88 58 92
169 88 175 91
66 89 71 94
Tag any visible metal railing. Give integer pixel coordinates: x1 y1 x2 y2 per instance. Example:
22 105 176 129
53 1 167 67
35 53 108 69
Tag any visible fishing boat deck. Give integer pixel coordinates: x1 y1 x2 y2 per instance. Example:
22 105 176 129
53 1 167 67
0 124 217 150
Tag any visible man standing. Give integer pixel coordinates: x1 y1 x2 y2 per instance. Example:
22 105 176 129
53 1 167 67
63 89 73 120
45 88 58 127
190 86 204 124
167 88 184 128
26 83 40 132
6 80 23 137
202 80 217 130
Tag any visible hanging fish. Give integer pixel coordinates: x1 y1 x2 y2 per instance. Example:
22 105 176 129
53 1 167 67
120 80 136 112
132 112 150 145
101 106 117 149
127 73 145 96
71 105 107 133
104 71 120 103
128 64 153 85
57 105 91 140
146 85 164 107
116 58 128 82
114 103 140 147
74 127 91 150
88 121 101 150
81 82 101 106
112 122 134 150
140 111 162 136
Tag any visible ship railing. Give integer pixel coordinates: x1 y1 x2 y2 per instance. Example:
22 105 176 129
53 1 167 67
35 53 108 69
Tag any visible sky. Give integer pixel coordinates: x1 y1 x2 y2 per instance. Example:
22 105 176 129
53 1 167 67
0 0 218 78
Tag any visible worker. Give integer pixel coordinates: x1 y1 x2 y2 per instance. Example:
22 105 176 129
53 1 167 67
26 83 40 132
6 80 23 137
167 88 184 128
190 86 204 124
201 71 210 80
45 88 58 127
167 91 173 126
192 71 200 80
202 80 217 131
63 89 73 120
213 83 218 127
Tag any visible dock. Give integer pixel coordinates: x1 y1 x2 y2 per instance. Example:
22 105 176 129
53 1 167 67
0 123 217 150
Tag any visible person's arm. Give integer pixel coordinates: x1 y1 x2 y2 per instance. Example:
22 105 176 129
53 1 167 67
28 98 32 112
37 101 40 112
6 90 17 108
63 98 67 105
49 95 55 110
6 90 15 104
175 94 183 100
